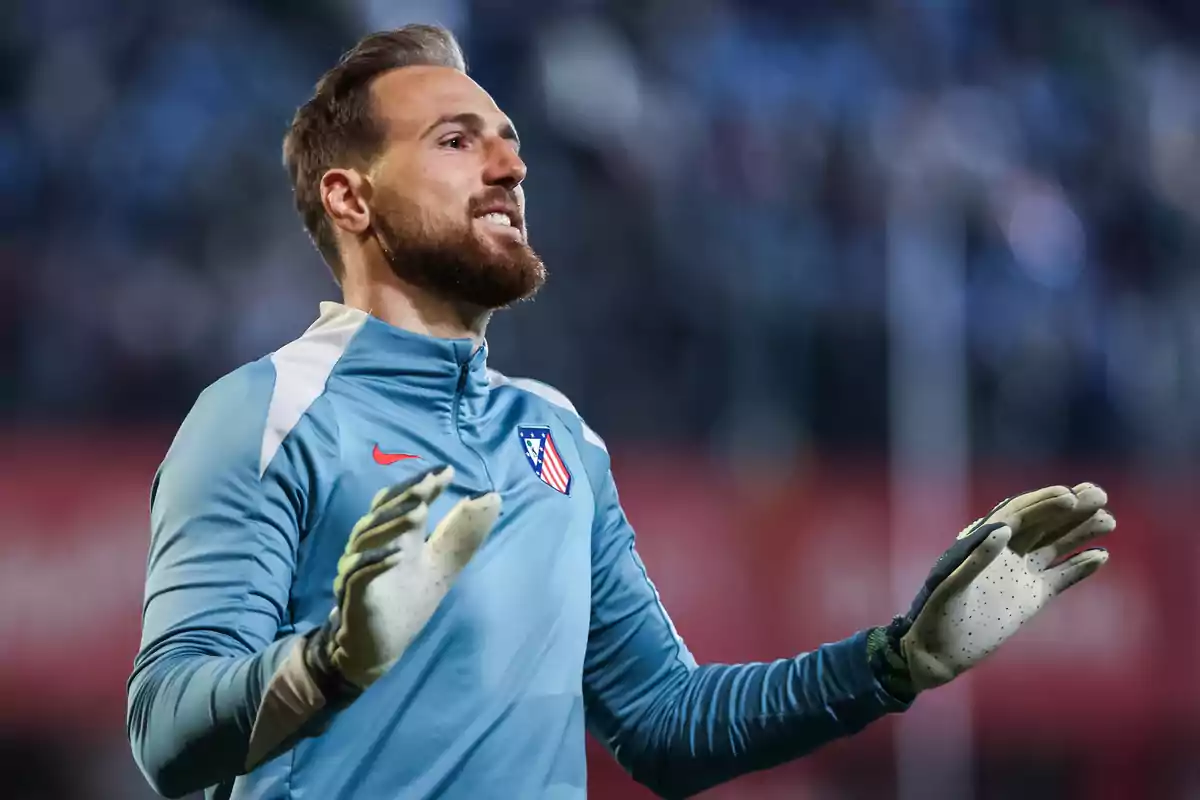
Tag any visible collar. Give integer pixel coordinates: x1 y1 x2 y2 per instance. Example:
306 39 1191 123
316 301 491 400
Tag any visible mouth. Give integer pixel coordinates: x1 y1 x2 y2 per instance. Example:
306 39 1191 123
479 211 515 228
473 204 524 239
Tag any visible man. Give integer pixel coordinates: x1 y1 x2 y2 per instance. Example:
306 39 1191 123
126 24 1116 800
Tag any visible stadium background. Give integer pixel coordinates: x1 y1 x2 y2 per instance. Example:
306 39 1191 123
2 0 1199 797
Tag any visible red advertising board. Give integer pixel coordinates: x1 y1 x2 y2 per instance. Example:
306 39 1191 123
0 434 1191 795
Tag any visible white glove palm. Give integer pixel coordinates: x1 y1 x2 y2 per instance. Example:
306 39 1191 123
305 465 499 697
872 484 1115 696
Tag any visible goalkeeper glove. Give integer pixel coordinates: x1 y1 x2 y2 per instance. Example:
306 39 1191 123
868 483 1115 699
303 464 499 702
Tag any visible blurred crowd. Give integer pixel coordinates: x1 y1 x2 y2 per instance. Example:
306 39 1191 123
2 0 1199 466
3 3 1199 799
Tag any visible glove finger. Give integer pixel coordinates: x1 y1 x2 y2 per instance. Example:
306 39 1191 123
990 485 1074 520
334 544 403 604
965 486 1073 540
426 492 501 575
1030 510 1116 571
1026 484 1110 554
1071 482 1108 512
1006 489 1079 552
368 465 455 514
347 466 454 553
351 500 429 553
1045 548 1109 595
1013 488 1077 527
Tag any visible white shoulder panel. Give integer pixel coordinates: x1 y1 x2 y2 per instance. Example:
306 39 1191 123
487 369 607 453
260 303 368 476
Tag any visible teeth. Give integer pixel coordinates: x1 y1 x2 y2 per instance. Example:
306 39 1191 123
481 212 512 227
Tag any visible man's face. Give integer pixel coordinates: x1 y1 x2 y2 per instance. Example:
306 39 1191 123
365 66 544 309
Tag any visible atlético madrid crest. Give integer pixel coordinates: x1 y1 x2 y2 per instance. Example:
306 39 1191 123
518 426 572 494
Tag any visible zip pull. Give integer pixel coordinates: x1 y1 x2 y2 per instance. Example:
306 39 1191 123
452 363 470 429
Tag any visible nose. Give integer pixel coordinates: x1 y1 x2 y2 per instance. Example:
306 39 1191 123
484 138 526 189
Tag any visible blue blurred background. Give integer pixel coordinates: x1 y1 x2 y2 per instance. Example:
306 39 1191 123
1 0 1198 798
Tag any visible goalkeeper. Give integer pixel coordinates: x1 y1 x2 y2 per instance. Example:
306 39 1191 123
126 24 1117 800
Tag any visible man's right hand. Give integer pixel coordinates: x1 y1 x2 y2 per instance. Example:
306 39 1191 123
304 465 500 700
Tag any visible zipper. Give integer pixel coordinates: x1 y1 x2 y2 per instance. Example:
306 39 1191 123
452 362 469 430
453 362 496 490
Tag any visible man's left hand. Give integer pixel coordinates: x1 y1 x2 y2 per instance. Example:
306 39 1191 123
869 483 1116 697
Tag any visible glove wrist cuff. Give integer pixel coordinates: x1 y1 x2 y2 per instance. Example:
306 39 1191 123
867 619 917 702
302 623 363 707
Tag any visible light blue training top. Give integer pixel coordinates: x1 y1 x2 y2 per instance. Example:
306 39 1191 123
127 302 906 800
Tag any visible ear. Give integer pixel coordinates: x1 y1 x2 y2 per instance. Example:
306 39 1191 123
320 168 372 236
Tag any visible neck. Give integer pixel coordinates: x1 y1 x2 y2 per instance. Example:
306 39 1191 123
341 253 490 350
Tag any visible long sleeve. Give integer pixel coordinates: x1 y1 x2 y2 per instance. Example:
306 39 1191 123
582 465 910 799
126 363 314 799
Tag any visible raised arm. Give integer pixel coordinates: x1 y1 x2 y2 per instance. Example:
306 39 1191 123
583 455 1115 799
581 462 908 799
126 364 314 798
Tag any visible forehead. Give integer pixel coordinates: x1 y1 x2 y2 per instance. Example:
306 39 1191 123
370 66 507 139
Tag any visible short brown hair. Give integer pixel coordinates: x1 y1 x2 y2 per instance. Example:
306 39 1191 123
283 25 467 281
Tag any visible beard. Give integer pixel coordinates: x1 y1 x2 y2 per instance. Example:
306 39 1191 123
370 189 546 310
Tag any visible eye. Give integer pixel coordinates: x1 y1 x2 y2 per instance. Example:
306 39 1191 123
440 133 469 150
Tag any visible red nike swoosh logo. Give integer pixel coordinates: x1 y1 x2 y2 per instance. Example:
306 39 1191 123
373 444 421 465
